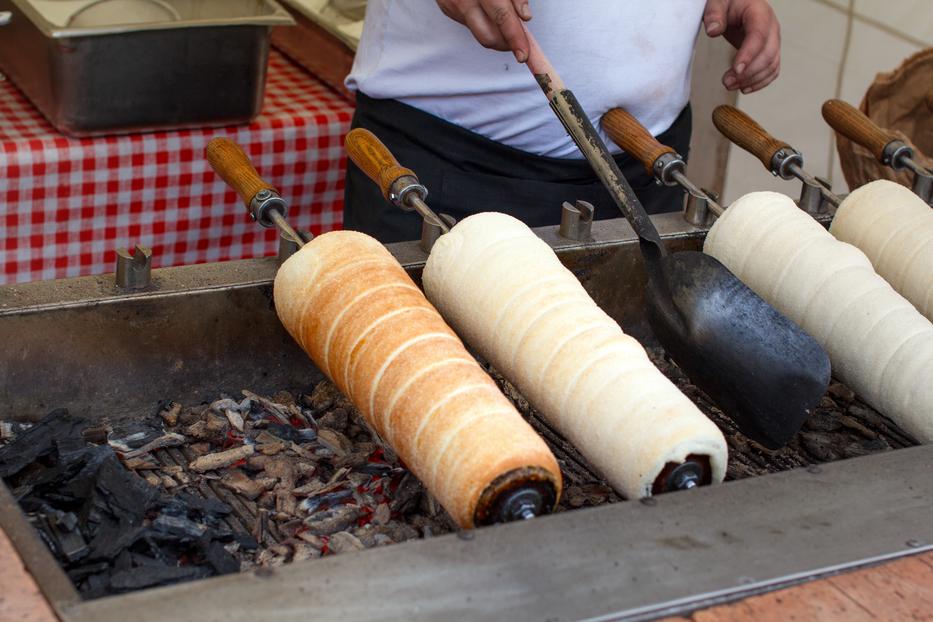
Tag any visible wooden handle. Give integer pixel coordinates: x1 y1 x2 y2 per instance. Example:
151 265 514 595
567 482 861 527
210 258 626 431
523 23 566 99
821 99 893 162
345 128 417 201
712 105 791 171
602 108 675 176
206 138 277 208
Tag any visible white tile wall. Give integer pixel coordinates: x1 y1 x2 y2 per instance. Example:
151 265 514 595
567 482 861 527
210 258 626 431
720 0 929 204
853 0 933 47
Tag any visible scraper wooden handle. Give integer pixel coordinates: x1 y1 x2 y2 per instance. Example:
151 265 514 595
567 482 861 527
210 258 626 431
712 105 791 171
345 128 418 201
602 108 676 176
206 138 277 209
821 99 892 162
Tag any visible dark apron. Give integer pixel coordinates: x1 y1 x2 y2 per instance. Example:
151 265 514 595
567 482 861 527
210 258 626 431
344 92 692 243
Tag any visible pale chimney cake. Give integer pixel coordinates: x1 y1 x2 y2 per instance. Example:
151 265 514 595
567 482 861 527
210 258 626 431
830 179 933 322
423 212 728 499
705 191 933 442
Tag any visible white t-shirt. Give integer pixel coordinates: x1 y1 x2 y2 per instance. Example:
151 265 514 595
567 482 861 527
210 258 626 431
346 1 705 158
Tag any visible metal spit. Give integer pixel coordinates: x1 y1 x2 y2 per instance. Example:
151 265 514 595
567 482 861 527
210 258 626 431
823 99 933 205
344 128 455 252
205 137 557 524
712 105 840 214
602 108 724 227
205 138 307 249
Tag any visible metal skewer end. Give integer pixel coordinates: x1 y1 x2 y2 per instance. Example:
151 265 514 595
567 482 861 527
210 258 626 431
496 487 545 523
666 461 705 491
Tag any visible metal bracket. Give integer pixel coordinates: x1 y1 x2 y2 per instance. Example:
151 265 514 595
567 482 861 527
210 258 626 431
910 168 933 205
249 189 289 228
683 188 719 227
114 245 152 290
558 200 595 241
770 148 804 180
798 177 826 215
420 213 457 253
277 230 313 264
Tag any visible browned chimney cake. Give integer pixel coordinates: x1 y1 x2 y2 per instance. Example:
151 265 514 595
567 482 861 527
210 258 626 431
273 230 562 527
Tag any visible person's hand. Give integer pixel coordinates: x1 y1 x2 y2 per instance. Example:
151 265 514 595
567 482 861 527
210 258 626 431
436 0 533 62
703 0 781 93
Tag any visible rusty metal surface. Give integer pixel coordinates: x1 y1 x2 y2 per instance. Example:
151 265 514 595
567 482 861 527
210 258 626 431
0 214 705 423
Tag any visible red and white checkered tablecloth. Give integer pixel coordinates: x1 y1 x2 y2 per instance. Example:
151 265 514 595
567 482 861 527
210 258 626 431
0 50 354 285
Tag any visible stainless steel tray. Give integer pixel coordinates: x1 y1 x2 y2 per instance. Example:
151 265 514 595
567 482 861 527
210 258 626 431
0 0 294 136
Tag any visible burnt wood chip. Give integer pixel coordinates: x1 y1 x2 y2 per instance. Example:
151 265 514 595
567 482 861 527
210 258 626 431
303 505 361 535
389 473 423 516
266 423 316 444
202 540 241 575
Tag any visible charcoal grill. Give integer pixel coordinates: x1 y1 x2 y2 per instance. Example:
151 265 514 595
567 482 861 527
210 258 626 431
1 211 931 622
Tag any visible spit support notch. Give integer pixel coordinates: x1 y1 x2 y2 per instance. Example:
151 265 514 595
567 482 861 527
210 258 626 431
114 244 152 290
558 200 595 241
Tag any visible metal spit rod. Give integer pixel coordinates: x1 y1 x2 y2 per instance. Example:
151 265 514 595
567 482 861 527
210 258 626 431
783 157 842 208
601 107 724 224
266 199 305 248
344 129 449 234
670 169 725 218
345 128 452 253
398 182 449 234
205 139 309 249
712 105 841 214
823 99 933 204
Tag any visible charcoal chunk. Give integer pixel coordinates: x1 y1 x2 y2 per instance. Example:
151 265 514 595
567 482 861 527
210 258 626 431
2 408 249 599
109 564 211 592
0 409 86 479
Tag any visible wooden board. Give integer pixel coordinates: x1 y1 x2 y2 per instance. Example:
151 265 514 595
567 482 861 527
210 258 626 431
0 527 58 622
664 551 933 621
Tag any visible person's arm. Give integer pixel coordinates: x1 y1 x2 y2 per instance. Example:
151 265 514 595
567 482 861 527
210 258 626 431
703 0 781 93
435 0 532 62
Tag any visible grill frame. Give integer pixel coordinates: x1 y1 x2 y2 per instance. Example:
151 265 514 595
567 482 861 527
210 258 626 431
3 212 930 621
